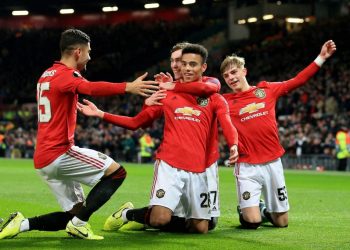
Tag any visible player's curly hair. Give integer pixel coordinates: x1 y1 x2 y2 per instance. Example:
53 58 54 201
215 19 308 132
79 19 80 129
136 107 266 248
60 29 90 54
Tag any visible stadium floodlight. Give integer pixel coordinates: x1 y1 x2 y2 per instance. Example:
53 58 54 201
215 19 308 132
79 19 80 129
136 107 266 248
237 19 246 24
286 17 304 23
263 14 274 20
102 6 118 12
182 0 196 5
247 17 257 23
144 3 159 9
12 10 29 16
60 8 74 14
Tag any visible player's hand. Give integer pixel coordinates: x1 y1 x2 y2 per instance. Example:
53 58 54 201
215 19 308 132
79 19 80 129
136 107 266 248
126 72 159 97
154 72 173 83
145 90 167 106
77 99 104 118
228 144 239 165
159 81 175 90
319 40 336 60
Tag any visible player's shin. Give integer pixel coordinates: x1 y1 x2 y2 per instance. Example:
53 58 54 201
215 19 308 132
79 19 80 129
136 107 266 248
77 166 127 221
28 212 74 231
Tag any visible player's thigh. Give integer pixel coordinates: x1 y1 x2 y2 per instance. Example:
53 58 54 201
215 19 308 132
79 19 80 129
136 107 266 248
36 170 84 212
149 160 183 212
234 162 262 209
59 146 115 186
206 162 220 217
183 171 211 220
262 158 289 213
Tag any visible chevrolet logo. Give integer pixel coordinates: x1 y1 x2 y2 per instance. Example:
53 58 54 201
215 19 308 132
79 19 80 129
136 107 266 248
175 107 201 116
239 102 265 115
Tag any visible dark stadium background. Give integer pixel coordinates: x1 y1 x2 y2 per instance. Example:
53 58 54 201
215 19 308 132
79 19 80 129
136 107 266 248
0 0 348 170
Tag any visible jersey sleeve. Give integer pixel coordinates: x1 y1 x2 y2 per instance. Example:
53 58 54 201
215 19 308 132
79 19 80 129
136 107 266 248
265 61 320 97
173 76 220 96
213 94 238 146
102 106 162 130
57 68 127 95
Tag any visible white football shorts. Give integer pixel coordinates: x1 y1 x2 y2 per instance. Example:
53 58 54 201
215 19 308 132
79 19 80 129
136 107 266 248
173 162 220 218
36 145 114 211
234 158 289 213
149 160 211 220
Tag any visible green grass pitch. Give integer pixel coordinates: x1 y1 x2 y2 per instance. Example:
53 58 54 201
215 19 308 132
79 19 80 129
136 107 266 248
0 158 349 249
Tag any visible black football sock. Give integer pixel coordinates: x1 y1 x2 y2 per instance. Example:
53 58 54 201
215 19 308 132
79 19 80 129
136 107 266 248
208 217 218 230
126 207 149 224
77 166 126 221
28 212 74 231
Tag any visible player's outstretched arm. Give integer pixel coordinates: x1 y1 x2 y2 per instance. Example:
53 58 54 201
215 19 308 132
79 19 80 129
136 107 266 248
78 99 160 130
126 72 159 97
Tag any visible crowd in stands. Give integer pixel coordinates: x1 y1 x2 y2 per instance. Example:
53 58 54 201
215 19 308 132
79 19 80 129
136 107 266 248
0 15 349 166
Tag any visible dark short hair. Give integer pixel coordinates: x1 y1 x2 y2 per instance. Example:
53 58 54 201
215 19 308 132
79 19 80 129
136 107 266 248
60 29 90 54
181 44 208 64
170 42 191 54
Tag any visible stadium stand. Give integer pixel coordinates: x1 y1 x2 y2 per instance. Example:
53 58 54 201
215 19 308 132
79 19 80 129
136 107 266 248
0 2 349 170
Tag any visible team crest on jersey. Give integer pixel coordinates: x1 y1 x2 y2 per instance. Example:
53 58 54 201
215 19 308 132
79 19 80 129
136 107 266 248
197 97 209 107
98 152 107 160
254 88 266 99
242 191 251 200
73 71 82 78
156 189 165 198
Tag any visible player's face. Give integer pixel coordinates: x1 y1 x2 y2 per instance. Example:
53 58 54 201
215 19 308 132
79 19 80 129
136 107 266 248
170 49 183 80
181 53 207 83
222 64 248 93
76 43 91 71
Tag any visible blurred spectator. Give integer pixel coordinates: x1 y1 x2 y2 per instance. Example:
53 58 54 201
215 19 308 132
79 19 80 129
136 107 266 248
138 132 155 163
335 124 350 171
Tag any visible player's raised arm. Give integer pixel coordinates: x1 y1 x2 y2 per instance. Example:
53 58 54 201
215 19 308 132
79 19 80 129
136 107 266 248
268 40 337 95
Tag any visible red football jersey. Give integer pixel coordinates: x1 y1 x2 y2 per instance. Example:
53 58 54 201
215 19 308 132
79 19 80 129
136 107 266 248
223 62 320 164
103 91 237 172
173 76 221 166
34 61 126 168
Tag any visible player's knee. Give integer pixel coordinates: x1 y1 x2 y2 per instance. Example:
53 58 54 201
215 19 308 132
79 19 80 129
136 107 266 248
239 215 261 229
273 217 288 227
104 161 124 178
150 213 171 227
271 212 288 227
208 217 218 231
187 220 209 234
